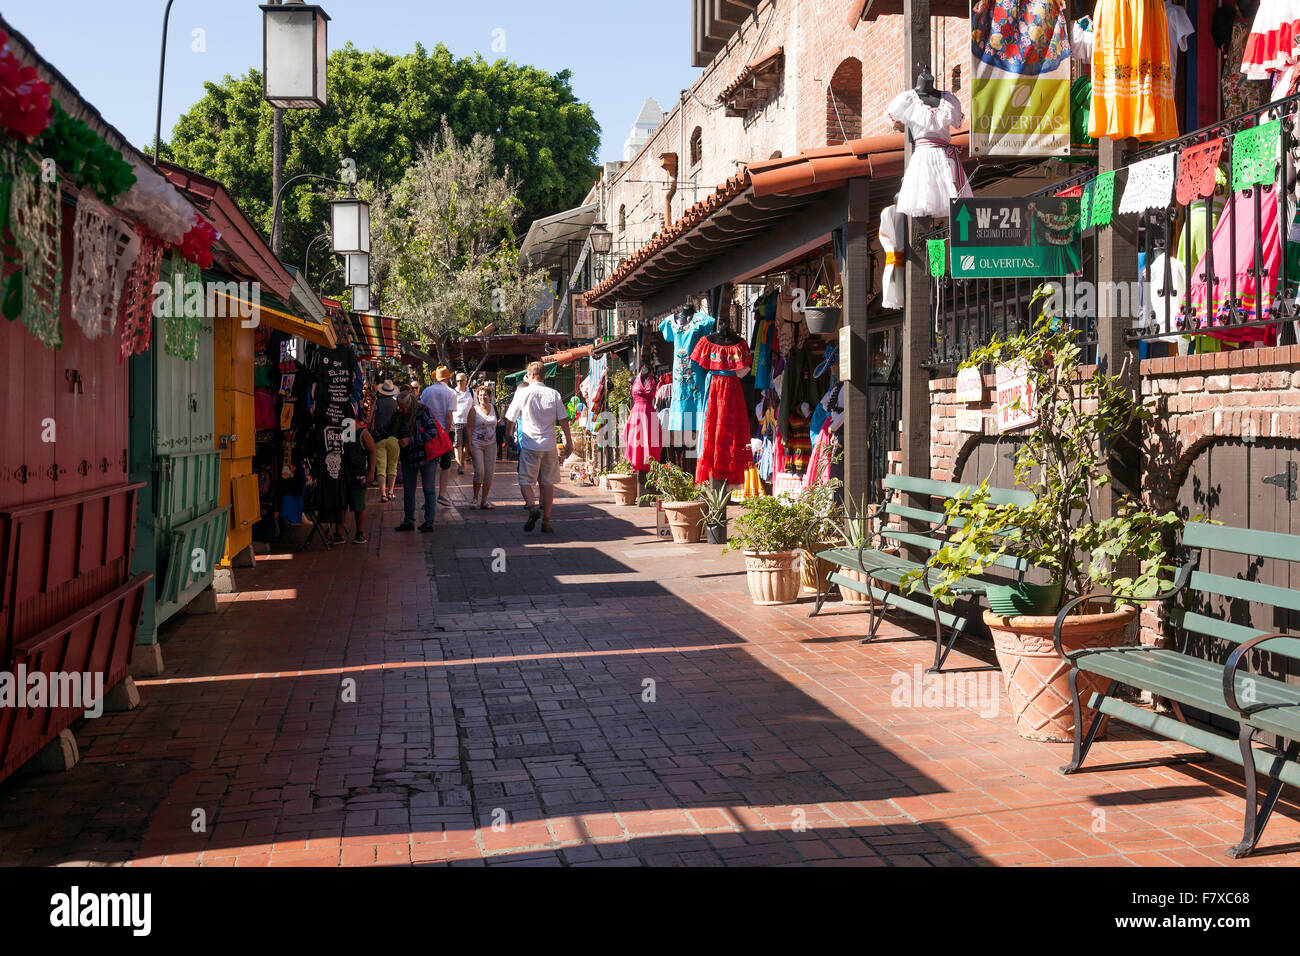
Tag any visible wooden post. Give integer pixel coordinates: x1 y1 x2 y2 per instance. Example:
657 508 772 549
901 0 932 492
1095 137 1142 527
842 177 871 503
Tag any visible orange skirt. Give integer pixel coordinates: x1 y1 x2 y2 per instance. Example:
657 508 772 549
1090 0 1178 142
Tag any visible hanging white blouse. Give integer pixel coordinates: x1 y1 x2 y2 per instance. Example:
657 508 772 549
886 89 972 218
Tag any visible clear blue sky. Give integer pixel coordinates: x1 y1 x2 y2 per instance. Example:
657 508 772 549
5 0 698 164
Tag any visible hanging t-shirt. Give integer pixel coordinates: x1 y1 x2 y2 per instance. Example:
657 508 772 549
312 346 357 427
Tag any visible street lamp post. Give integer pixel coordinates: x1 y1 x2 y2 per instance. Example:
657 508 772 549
269 172 366 261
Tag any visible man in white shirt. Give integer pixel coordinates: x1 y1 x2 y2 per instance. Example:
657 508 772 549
506 361 573 533
452 372 474 476
419 366 458 506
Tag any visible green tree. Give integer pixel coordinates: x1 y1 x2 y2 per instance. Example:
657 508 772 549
373 120 550 363
160 42 600 272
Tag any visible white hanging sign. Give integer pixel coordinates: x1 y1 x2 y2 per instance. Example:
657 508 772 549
955 366 984 403
995 360 1037 432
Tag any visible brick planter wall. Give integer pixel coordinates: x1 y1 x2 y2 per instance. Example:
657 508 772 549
927 346 1300 644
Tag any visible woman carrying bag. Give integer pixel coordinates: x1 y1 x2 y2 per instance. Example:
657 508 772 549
394 392 450 533
466 383 499 509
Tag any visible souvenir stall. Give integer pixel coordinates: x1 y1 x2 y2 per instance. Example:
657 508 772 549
0 21 222 776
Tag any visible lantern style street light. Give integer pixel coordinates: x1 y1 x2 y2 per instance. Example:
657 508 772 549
331 194 370 255
260 1 330 109
351 285 371 312
589 223 613 255
344 252 369 287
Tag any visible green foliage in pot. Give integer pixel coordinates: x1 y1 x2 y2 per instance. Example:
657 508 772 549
724 493 810 555
904 315 1186 612
822 491 874 549
603 456 635 477
637 460 702 504
792 479 846 547
698 482 732 526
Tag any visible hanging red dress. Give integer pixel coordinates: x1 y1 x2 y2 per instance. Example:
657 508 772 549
622 372 661 472
691 337 753 485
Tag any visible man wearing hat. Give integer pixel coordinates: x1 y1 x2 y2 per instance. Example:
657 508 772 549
419 365 458 507
371 380 401 502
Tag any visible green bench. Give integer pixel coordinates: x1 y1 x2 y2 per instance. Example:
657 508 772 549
1059 520 1300 858
809 474 1035 673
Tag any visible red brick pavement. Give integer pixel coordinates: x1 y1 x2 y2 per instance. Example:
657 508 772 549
1 461 1298 867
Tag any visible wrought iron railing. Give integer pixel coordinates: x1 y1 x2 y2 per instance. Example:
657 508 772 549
865 357 903 502
1128 91 1300 345
925 92 1300 368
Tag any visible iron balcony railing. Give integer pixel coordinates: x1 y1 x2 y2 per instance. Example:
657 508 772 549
1129 91 1300 345
923 91 1300 368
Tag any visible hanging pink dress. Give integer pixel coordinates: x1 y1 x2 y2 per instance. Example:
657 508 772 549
1186 184 1281 346
622 372 661 472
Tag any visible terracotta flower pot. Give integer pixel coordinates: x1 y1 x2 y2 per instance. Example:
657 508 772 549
744 550 801 606
662 500 706 543
800 541 839 592
835 565 875 605
606 473 638 506
984 603 1137 743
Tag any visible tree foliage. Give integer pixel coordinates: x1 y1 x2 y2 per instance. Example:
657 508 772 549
371 120 549 359
160 42 600 272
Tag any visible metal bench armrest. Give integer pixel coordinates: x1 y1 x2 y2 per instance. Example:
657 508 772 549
1222 632 1300 716
1051 559 1197 657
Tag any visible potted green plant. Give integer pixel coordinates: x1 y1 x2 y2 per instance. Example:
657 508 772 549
904 314 1184 742
802 284 842 335
605 456 638 505
698 481 732 545
725 493 809 605
639 460 706 543
795 480 845 593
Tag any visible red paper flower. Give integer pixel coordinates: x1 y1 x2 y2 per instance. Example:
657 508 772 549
177 214 220 268
0 31 53 141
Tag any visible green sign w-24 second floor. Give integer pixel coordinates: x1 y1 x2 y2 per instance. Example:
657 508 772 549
949 197 1081 279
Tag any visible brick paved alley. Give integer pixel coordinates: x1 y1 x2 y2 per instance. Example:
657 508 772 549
2 466 1299 867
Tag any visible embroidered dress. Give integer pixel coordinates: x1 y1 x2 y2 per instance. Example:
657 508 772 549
971 0 1072 76
691 338 753 485
658 311 715 433
887 89 972 218
1090 0 1178 142
1224 11 1270 117
622 372 661 472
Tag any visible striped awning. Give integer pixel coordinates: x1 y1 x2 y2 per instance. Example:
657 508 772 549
322 304 401 358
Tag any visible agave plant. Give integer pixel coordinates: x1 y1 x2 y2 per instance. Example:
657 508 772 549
698 481 732 526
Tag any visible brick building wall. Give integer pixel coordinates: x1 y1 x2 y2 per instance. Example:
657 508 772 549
600 1 970 286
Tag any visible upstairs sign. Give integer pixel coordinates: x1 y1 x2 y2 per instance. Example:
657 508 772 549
949 197 1080 279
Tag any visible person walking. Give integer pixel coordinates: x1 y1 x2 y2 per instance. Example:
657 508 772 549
452 371 473 476
342 416 377 543
371 379 401 502
393 392 438 533
419 366 457 507
466 383 499 510
506 361 573 534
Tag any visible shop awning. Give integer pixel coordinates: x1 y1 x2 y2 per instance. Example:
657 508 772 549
505 362 559 385
210 289 336 347
337 310 401 358
585 132 973 309
519 203 599 269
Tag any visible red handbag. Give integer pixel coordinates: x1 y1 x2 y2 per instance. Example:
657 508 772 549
423 418 453 461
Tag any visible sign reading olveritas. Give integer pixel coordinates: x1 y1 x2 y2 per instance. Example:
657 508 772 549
995 360 1037 433
950 197 1081 279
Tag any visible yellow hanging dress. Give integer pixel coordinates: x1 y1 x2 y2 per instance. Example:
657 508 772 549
1090 0 1178 142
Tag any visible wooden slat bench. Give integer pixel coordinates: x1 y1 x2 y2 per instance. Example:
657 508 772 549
809 474 1035 673
1058 520 1300 858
